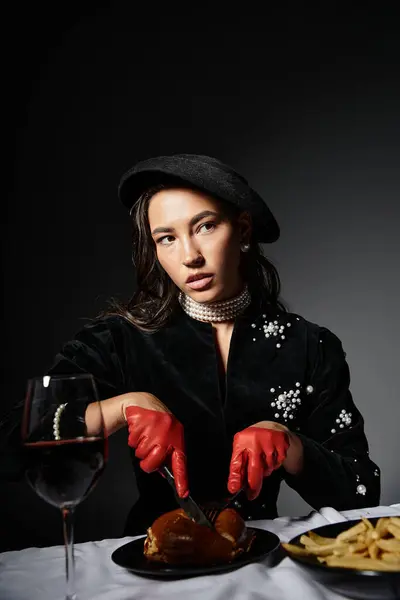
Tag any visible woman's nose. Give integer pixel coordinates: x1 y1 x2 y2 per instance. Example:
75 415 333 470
181 239 204 267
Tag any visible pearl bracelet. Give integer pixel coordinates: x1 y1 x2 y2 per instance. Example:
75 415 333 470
53 403 68 440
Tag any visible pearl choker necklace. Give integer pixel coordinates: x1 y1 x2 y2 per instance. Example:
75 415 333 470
178 286 251 322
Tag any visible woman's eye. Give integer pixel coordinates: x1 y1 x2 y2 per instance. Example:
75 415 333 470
198 222 216 233
158 235 175 245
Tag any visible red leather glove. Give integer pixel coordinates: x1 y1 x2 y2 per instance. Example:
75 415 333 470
125 406 189 498
228 426 290 500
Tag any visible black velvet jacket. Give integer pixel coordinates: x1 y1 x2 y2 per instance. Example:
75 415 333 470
1 298 380 534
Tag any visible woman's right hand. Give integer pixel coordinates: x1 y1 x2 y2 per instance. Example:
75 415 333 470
122 393 189 499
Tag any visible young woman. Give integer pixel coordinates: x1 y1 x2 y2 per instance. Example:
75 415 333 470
2 154 380 534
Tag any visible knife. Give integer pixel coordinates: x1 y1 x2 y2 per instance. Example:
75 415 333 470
160 465 214 529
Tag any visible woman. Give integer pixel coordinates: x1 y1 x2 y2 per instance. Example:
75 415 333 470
2 154 380 534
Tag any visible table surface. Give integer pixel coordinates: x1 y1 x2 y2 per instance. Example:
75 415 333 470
1 504 399 600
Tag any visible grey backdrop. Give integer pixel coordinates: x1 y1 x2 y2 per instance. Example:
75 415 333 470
2 5 399 549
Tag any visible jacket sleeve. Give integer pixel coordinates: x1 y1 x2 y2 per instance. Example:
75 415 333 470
283 326 381 510
0 318 125 481
46 318 125 399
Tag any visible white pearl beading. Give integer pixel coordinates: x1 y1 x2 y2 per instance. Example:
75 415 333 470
270 383 302 423
251 315 292 348
356 484 367 495
331 409 352 434
178 286 251 322
53 403 68 441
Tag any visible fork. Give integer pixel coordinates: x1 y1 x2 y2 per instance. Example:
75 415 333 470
202 489 243 525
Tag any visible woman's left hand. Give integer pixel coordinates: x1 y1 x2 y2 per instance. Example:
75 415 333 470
227 421 292 500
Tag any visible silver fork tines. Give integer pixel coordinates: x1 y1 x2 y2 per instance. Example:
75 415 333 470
203 508 219 524
202 489 244 524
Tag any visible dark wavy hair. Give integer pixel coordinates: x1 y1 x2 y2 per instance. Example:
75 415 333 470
101 182 286 332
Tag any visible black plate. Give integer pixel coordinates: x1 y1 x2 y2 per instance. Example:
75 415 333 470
111 527 280 579
284 517 400 600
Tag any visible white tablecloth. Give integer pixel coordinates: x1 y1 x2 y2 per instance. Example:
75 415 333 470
1 504 399 600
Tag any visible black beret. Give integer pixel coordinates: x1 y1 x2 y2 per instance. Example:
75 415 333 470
118 153 279 243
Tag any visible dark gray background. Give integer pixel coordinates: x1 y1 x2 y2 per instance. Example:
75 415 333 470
1 4 399 550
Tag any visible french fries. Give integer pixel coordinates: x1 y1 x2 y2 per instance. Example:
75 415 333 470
282 517 400 571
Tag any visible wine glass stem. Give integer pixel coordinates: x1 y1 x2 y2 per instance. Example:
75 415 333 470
62 507 76 600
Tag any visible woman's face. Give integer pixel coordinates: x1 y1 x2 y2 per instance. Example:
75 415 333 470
148 187 251 303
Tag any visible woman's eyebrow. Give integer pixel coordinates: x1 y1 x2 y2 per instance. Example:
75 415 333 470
151 210 219 235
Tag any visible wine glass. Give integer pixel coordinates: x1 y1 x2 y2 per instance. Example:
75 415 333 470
21 373 108 600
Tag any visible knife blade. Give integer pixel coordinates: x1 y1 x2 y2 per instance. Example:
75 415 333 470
161 465 214 529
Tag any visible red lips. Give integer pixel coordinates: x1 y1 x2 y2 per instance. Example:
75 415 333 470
186 272 214 283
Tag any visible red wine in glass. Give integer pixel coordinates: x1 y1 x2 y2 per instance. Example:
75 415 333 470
25 437 106 509
21 374 108 600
